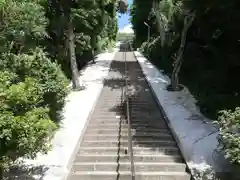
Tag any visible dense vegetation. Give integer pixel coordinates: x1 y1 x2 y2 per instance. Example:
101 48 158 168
0 0 127 176
130 0 240 169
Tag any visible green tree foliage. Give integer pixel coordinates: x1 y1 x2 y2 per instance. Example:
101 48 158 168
0 0 48 53
216 108 240 165
0 48 69 119
130 0 158 48
117 0 128 13
45 0 122 79
0 0 61 175
131 0 240 166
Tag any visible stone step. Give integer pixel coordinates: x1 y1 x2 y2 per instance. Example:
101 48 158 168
98 99 123 102
98 97 123 101
78 147 180 156
80 140 176 148
90 116 124 120
84 131 172 137
129 106 159 110
129 103 156 106
98 102 124 107
69 171 190 180
89 122 166 127
88 121 166 126
72 162 186 172
89 119 167 125
87 123 167 129
130 114 163 119
83 134 173 141
96 105 158 111
74 154 182 163
84 130 171 137
84 128 169 134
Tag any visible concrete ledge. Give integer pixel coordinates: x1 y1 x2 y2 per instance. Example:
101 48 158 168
8 51 116 180
134 51 231 179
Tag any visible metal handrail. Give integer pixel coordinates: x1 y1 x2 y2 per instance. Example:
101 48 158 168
124 42 135 180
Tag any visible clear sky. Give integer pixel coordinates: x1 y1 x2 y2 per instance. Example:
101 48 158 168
117 0 133 30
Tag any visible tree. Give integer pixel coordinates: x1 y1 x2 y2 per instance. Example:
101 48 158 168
151 0 174 64
131 0 240 170
46 0 127 90
63 0 81 90
150 0 196 91
169 11 195 91
130 0 157 47
67 19 81 90
1 0 128 178
117 0 128 14
0 0 68 177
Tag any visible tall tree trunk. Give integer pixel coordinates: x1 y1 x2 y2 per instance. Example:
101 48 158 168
90 36 97 63
92 49 95 63
67 20 81 90
0 166 3 179
0 8 3 27
152 1 167 63
170 12 195 91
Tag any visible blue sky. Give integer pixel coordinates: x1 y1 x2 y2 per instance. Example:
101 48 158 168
117 0 133 29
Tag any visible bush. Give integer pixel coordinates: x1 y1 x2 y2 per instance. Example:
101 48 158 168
2 77 44 115
0 0 48 53
216 108 240 164
0 108 56 171
139 37 174 74
139 41 149 56
0 71 57 171
0 48 69 120
0 48 69 174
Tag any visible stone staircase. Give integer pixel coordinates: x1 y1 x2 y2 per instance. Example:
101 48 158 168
67 52 191 180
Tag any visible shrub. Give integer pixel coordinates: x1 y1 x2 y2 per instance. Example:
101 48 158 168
139 38 163 59
139 41 149 57
0 48 69 120
0 70 57 171
139 38 174 74
0 108 56 171
0 0 48 53
2 77 44 115
0 48 69 175
216 108 240 164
